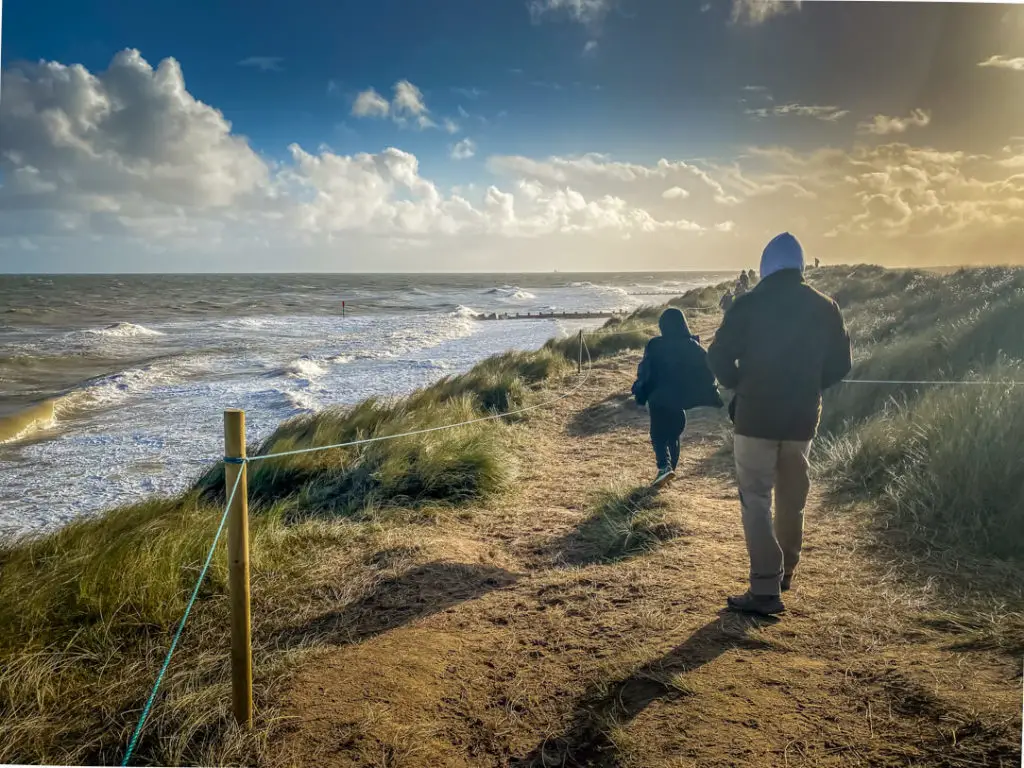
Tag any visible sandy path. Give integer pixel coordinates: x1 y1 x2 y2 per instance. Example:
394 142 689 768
270 338 1021 767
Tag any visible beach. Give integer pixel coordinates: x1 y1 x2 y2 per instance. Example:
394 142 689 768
0 272 727 535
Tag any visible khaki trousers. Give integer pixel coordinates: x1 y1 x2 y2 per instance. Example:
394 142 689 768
733 435 812 596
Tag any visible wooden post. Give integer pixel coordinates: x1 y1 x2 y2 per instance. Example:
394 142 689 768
578 329 583 374
223 409 253 728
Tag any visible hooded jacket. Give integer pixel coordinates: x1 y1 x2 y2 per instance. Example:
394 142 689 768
707 269 852 441
632 308 724 412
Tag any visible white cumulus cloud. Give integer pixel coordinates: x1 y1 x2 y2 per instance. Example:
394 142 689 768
0 49 269 217
731 0 801 25
7 49 1024 270
857 109 931 136
0 49 720 268
977 55 1024 71
392 80 429 118
351 80 453 131
451 138 476 161
746 103 849 122
352 88 391 118
529 0 612 25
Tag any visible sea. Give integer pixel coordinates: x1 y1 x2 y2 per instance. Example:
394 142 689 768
0 272 729 537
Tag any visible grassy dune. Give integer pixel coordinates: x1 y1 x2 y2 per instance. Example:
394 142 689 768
810 266 1024 559
1 267 1022 765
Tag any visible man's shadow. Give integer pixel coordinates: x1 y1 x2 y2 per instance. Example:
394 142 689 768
513 610 777 767
273 560 519 650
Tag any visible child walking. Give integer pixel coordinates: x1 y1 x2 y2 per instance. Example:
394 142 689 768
632 308 723 488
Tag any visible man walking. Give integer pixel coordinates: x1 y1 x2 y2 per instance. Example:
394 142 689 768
708 232 852 616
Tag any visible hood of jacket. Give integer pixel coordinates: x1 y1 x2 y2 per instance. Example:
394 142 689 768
658 307 692 339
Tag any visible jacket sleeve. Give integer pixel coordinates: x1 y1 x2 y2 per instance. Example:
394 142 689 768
690 344 725 408
822 303 852 390
707 304 743 391
632 339 657 403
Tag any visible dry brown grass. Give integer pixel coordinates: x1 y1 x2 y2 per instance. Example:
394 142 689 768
269 317 1023 768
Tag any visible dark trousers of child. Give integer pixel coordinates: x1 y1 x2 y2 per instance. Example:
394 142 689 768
650 406 687 472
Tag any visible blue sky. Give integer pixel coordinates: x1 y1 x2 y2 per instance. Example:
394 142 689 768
2 1 1024 271
4 0 771 168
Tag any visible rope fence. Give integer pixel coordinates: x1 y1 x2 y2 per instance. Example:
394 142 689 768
121 469 245 765
841 379 1020 386
119 332 594 765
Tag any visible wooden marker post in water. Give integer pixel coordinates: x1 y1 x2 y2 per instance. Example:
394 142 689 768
223 409 253 728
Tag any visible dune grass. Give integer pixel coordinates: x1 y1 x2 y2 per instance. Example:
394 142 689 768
668 282 729 310
809 266 1024 561
196 397 512 519
567 486 680 563
545 322 656 363
0 491 337 765
819 377 1024 559
0 343 578 766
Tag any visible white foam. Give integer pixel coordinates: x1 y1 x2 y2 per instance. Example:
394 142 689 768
88 322 164 338
485 286 536 300
284 390 320 412
55 365 179 415
453 305 482 318
283 358 327 380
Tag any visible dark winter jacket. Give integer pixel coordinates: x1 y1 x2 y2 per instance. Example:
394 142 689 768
707 269 852 441
632 308 724 412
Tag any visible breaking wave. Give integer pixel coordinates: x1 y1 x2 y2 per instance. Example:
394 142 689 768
87 322 164 338
484 286 536 300
0 400 57 444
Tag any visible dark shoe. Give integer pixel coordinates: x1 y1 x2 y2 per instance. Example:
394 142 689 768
652 468 675 489
727 591 785 616
781 573 793 592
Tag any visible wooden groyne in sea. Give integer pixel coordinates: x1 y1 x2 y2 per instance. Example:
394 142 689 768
625 290 689 296
471 310 631 321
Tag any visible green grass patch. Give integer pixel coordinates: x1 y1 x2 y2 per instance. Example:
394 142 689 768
565 486 681 563
546 324 656 363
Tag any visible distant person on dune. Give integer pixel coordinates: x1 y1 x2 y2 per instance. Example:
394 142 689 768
632 308 723 489
719 289 734 314
708 232 852 617
735 271 751 298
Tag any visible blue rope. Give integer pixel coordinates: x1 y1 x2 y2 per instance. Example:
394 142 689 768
118 337 597 762
121 465 245 766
